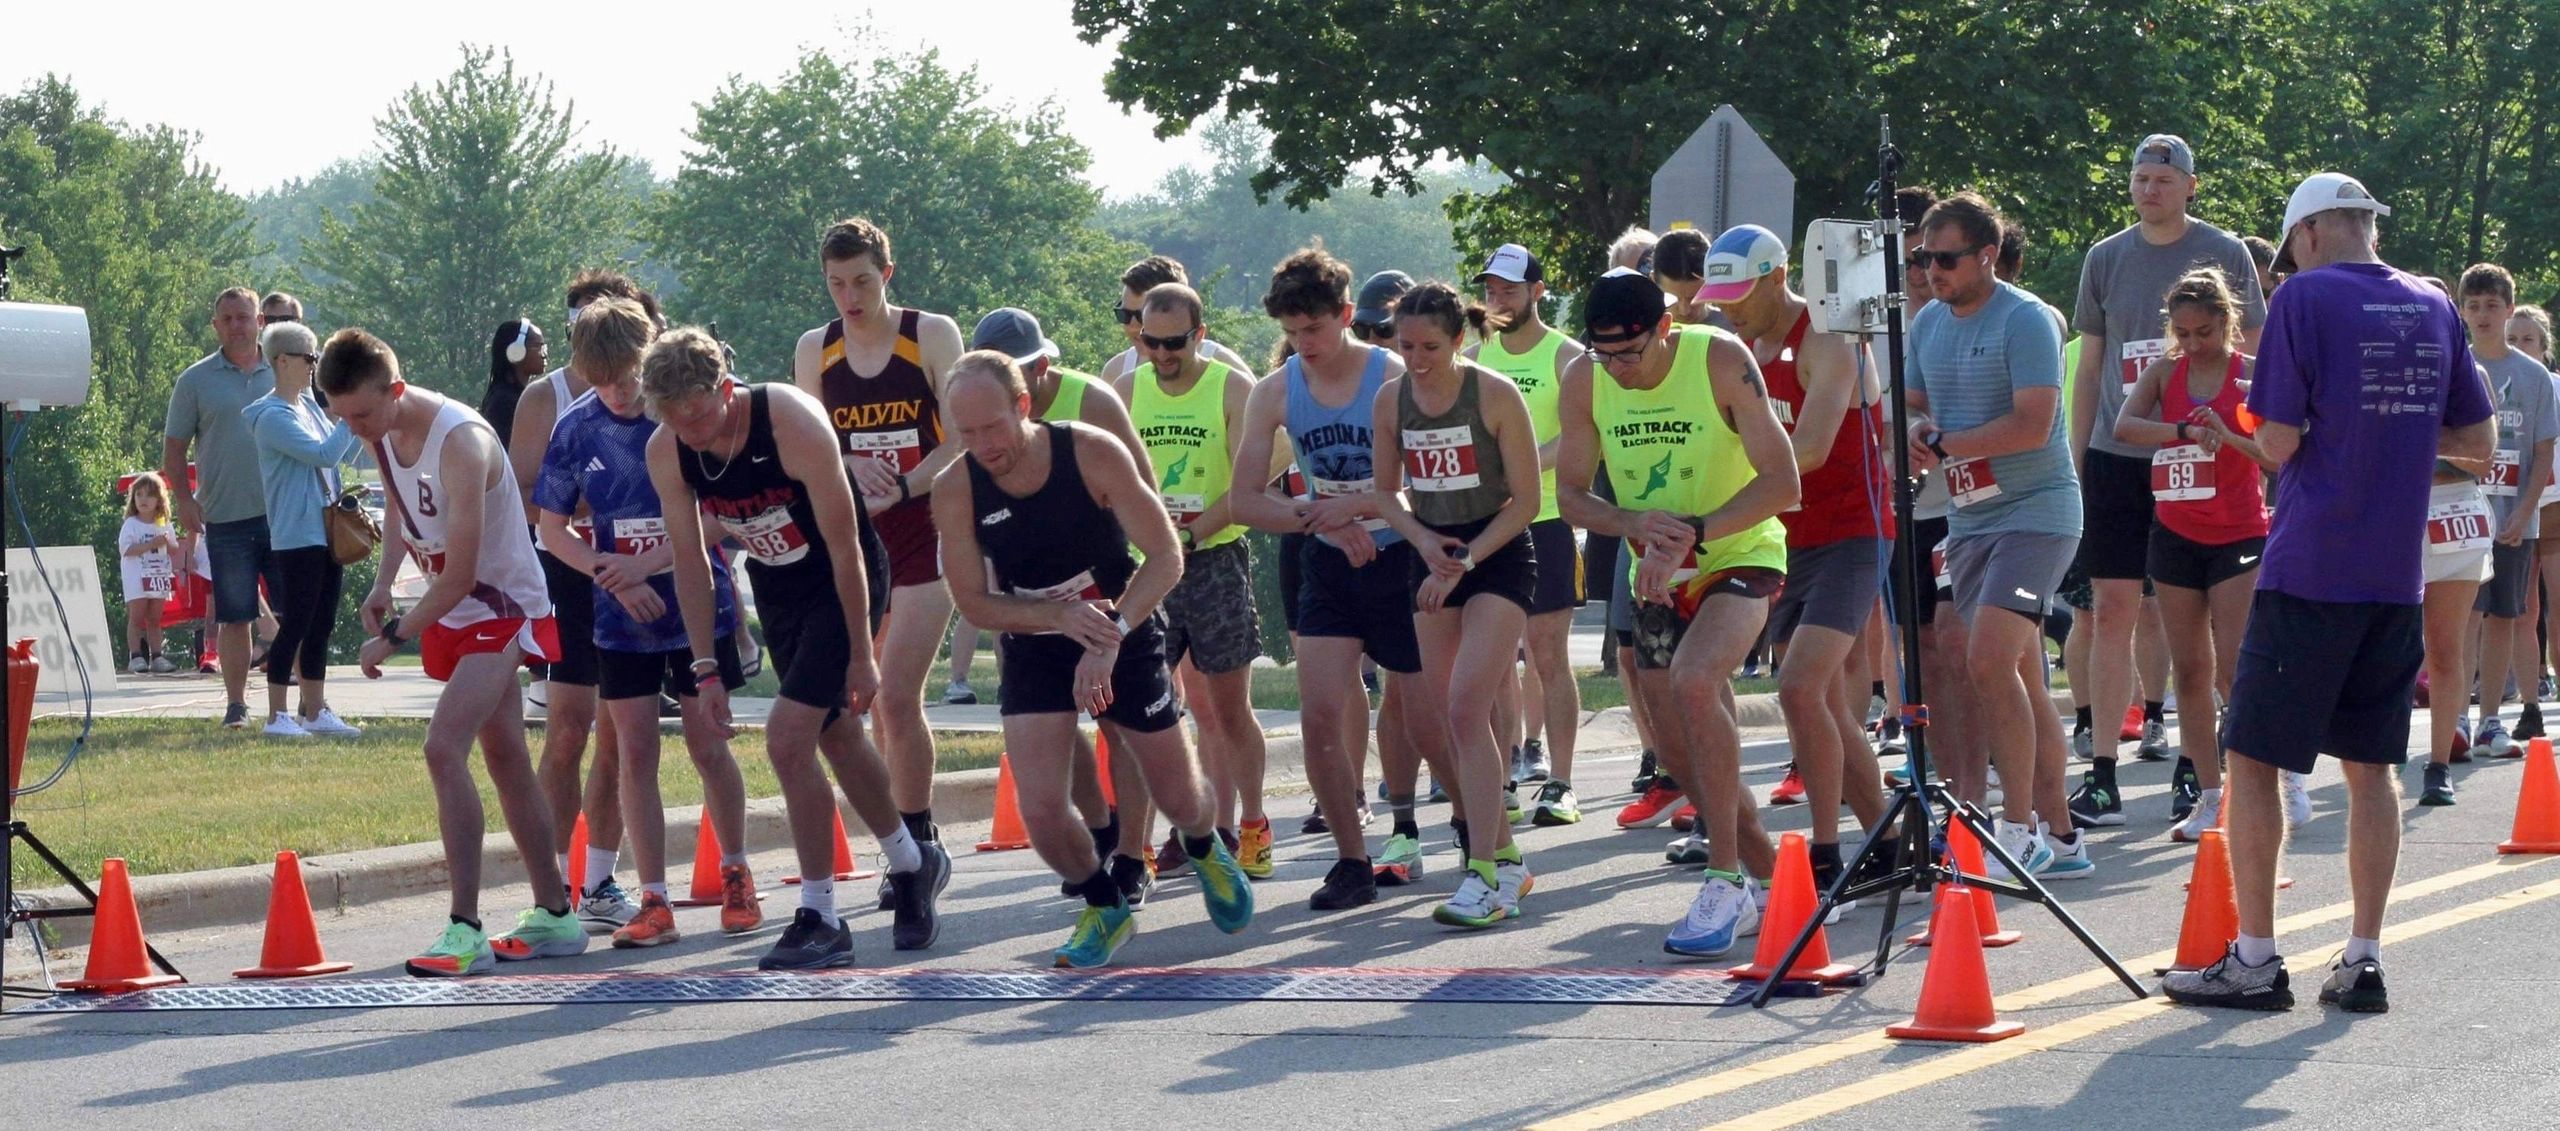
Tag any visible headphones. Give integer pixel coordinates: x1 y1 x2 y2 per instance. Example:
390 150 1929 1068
504 318 537 364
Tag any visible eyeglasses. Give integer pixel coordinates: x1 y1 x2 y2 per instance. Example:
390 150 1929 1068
1114 304 1143 326
1907 245 1988 272
261 313 300 325
1584 330 1653 364
1138 328 1197 352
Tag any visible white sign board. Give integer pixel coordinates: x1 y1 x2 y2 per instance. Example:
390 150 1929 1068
6 546 122 694
1651 105 1795 246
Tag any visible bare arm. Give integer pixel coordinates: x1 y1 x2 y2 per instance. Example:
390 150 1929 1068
1786 330 1860 474
1082 427 1185 627
160 436 197 532
1370 377 1425 545
1933 385 2061 462
645 429 725 670
899 312 971 503
1472 372 1545 559
2111 357 2181 448
1078 376 1155 484
1697 335 1801 545
507 378 559 514
1184 368 1255 539
1230 376 1308 534
2069 331 2108 474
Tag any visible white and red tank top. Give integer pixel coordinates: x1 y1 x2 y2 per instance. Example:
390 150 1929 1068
379 396 553 629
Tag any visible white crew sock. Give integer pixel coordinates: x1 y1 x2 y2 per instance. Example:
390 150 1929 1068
2235 932 2278 966
879 825 923 873
2343 935 2381 966
800 876 839 927
584 847 619 894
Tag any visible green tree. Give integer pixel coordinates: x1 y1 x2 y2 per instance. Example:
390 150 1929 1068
309 46 635 402
245 156 376 331
649 45 1140 380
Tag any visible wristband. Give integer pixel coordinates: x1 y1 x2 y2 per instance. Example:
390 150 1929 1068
1925 431 1950 461
694 670 725 689
689 657 720 675
1179 526 1197 550
379 616 403 645
896 475 913 503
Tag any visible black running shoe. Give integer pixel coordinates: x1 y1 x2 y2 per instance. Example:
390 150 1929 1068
2170 757 2202 822
2517 703 2546 741
1309 857 1378 910
2420 763 2456 807
889 839 950 951
758 908 855 970
1301 805 1329 835
2319 956 2389 1013
1111 854 1154 908
2067 774 2126 828
1630 748 1660 795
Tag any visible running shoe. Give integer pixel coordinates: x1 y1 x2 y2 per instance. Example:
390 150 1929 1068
2419 764 2456 807
1519 738 1551 782
128 655 146 675
1426 777 1450 804
1663 870 1760 958
2171 788 2223 841
1769 764 1807 806
1616 780 1684 829
1670 803 1698 832
611 892 680 949
302 707 363 737
1505 780 1524 826
943 679 978 706
2476 716 2515 758
1237 818 1275 879
1507 744 1531 784
1630 748 1660 794
2169 756 2202 822
759 908 855 970
2414 669 2432 707
2041 833 2096 880
490 905 588 961
1374 834 1425 886
2319 955 2389 1013
2137 718 2172 761
577 878 640 934
1432 866 1509 929
878 868 897 911
149 655 177 674
1985 819 2053 881
1154 832 1191 877
263 711 312 738
2163 944 2293 1010
2281 770 2314 828
2516 702 2546 741
2450 718 2474 763
2119 704 2143 742
2071 726 2094 762
2067 773 2126 828
1112 854 1156 908
1664 833 1710 866
1301 805 1328 835
1312 857 1379 909
1054 903 1136 968
719 864 763 934
405 920 496 978
1494 858 1533 916
1193 836 1255 934
889 839 952 951
1529 779 1581 826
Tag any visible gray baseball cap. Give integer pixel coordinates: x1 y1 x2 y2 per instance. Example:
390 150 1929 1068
970 307 1059 364
2133 134 2195 175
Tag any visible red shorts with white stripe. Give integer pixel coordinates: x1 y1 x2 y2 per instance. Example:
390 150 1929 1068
422 616 561 682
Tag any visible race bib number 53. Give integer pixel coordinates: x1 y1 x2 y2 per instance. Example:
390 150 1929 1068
846 429 923 476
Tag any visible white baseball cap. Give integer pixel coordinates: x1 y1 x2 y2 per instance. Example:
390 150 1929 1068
2278 172 2391 254
1698 225 1787 304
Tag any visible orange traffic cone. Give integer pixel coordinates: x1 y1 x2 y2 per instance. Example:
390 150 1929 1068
2162 829 2239 974
1908 819 2023 948
2500 737 2560 854
977 754 1032 852
672 809 725 907
63 858 183 992
565 812 590 898
233 851 353 978
1885 883 2023 1043
1728 833 1863 985
787 809 879 883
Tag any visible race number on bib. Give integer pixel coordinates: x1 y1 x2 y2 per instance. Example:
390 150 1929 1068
2151 444 2218 502
721 507 812 567
1945 458 2002 508
846 428 924 475
1307 474 1390 532
2485 449 2523 497
140 556 175 597
2120 338 2169 393
1013 569 1103 604
608 517 672 571
1162 494 1206 527
2428 498 2494 555
1401 425 1482 492
1931 539 1951 590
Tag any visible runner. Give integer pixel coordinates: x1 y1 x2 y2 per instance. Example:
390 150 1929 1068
2066 135 2267 830
2112 269 2273 837
648 326 949 967
2518 306 2560 722
2460 264 2558 771
1099 254 1254 385
792 218 965 869
532 299 762 947
1905 193 2086 881
931 350 1255 966
1702 224 1896 892
1231 247 1451 910
510 271 643 933
1115 284 1273 878
328 328 583 977
1557 268 1792 957
2167 173 2492 1013
1373 281 1545 926
1649 229 1713 326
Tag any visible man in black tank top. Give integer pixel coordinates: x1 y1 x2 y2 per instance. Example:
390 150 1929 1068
643 328 951 970
931 350 1255 969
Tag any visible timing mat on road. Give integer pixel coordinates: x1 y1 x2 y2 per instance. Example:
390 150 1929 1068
12 966 1778 1014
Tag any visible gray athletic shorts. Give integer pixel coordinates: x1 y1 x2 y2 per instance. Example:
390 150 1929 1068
1946 530 2079 622
1609 546 1636 646
1771 537 1890 642
1161 539 1262 675
2476 539 2537 618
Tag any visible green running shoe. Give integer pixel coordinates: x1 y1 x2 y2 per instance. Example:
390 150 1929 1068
1193 836 1256 934
1054 903 1136 968
1374 833 1426 886
1504 780 1524 825
405 920 495 978
490 905 588 961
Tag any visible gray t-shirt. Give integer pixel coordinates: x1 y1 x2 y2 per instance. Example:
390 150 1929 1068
2483 351 2560 537
2075 219 2269 459
163 350 277 525
1910 282 2081 539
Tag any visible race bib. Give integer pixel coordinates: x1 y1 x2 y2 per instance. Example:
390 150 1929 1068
846 428 924 476
721 506 811 566
1932 539 1951 590
1401 425 1482 492
1308 474 1390 532
2485 449 2522 497
140 555 175 597
1945 458 2002 508
608 517 671 571
1162 494 1206 527
2428 497 2494 554
1013 569 1103 604
2151 445 2218 502
2120 338 2169 393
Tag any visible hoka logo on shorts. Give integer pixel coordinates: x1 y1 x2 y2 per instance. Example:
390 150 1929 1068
1144 688 1176 718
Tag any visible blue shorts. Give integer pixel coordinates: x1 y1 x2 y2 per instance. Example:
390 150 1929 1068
2220 590 2420 774
204 516 281 625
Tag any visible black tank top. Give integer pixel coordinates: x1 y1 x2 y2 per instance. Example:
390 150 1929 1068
967 422 1134 606
820 309 941 530
676 385 891 623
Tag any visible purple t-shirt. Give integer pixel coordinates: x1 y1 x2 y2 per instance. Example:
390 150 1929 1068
2249 262 2488 605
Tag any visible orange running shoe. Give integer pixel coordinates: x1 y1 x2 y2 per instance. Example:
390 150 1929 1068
2119 704 2143 742
1770 764 1808 805
720 864 763 935
1616 781 1685 829
612 891 681 949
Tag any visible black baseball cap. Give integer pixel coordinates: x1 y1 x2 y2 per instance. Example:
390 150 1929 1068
1354 270 1415 324
1581 268 1670 341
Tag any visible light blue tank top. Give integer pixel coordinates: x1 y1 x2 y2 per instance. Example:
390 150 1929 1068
1284 346 1400 546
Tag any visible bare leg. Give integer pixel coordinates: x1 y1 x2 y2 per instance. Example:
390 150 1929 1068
2223 752 2284 938
219 622 253 706
1296 636 1376 859
1966 605 2051 827
2425 581 2484 766
2156 583 2225 791
764 698 857 889
1777 623 1859 846
436 648 565 920
1188 663 1264 827
2137 593 2172 711
1668 593 1778 878
815 708 904 841
539 683 597 865
2087 578 2143 764
1005 713 1105 881
875 579 953 814
1526 609 1579 780
2340 761 2401 940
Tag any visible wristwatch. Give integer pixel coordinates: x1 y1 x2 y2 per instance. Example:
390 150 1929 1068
378 616 403 645
1179 526 1198 551
1924 431 1950 461
2175 422 2194 444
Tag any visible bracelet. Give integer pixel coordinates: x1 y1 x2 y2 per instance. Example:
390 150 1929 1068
689 657 720 674
694 670 724 689
895 476 913 503
2176 422 2193 444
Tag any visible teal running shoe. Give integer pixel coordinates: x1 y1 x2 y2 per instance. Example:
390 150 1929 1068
1054 903 1136 968
1193 836 1256 934
405 920 495 978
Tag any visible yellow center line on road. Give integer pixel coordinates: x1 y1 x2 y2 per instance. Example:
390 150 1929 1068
1530 856 2554 1131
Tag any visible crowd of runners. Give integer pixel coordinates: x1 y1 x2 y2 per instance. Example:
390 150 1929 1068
187 133 2548 1016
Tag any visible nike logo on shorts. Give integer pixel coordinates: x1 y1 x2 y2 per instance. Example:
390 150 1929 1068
2013 587 2038 601
2238 555 2260 565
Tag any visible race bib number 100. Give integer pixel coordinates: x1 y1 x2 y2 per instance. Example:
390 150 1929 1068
2428 497 2493 555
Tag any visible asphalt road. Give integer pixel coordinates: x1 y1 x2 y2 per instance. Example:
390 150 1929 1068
6 720 2558 1129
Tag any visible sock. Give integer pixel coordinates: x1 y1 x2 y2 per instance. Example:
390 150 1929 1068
1390 796 1418 839
2343 935 2381 965
879 824 923 873
450 913 481 931
800 877 840 926
2144 700 2165 724
1090 807 1121 860
1467 858 1497 885
721 851 747 868
1809 840 1844 874
2092 757 2118 790
555 853 571 883
1181 831 1217 861
2051 828 2079 848
583 847 619 895
1451 820 1471 862
2235 931 2277 966
1493 842 1523 865
900 809 936 843
642 881 668 899
2074 705 2093 732
1078 867 1123 909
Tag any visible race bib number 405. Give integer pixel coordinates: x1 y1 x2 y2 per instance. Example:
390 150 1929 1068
2428 497 2493 555
1401 425 1482 492
721 507 811 566
1945 458 2002 508
2151 444 2217 502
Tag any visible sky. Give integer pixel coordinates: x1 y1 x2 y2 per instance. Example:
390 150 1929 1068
7 1 1205 201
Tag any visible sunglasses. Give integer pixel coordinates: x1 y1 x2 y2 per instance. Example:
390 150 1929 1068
1113 304 1143 325
1907 245 1988 272
261 313 300 324
1351 320 1394 341
1138 328 1197 352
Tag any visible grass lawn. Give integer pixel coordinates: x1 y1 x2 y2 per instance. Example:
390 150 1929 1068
6 718 1005 888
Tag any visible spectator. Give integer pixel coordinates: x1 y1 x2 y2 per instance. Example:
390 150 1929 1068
117 473 181 674
481 317 546 453
242 319 365 738
260 292 303 326
163 286 283 728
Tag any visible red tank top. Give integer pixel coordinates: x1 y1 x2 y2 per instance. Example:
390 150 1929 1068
1759 310 1894 547
819 309 942 540
2155 353 2269 545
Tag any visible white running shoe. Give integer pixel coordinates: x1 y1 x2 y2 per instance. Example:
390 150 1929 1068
128 655 147 675
1664 871 1761 958
2171 787 2222 843
303 708 364 738
263 711 313 738
2281 771 2314 829
1986 818 2053 881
